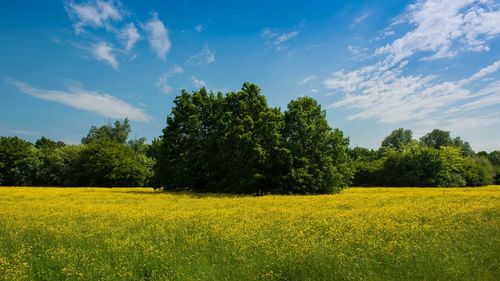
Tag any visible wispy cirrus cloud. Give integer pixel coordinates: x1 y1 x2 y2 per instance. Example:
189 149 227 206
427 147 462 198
298 75 317 85
7 79 151 122
350 11 372 28
324 0 500 128
261 28 299 51
119 23 140 51
143 11 171 60
187 45 215 66
191 76 207 88
65 0 125 34
91 41 119 69
156 65 184 94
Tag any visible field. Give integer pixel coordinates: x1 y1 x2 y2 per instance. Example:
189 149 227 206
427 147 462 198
0 187 499 281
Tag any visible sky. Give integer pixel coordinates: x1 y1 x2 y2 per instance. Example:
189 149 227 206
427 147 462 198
1 0 499 151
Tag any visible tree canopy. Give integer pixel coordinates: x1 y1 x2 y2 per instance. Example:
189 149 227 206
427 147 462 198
155 83 353 194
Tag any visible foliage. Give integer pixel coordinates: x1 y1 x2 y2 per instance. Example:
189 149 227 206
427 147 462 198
0 137 39 186
419 129 473 156
35 136 65 149
462 156 494 186
156 84 353 194
81 118 131 144
381 146 466 187
283 97 353 193
381 128 413 151
0 119 153 187
77 140 152 187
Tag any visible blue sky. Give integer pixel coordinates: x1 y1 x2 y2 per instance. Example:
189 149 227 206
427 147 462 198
1 0 499 151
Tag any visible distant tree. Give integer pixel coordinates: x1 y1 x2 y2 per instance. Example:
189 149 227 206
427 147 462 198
78 140 151 187
35 136 65 150
350 147 382 186
283 97 353 193
381 146 466 187
350 147 378 161
420 129 473 156
485 150 500 184
487 150 500 166
0 137 39 186
35 145 83 186
82 118 131 144
420 129 452 149
381 128 413 151
128 137 148 154
462 156 494 186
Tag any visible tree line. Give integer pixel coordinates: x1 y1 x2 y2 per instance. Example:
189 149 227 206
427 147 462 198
0 83 498 193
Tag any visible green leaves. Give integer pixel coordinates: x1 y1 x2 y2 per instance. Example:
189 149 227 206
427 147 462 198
156 85 353 194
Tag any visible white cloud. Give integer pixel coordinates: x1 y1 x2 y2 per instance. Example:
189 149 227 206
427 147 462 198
7 79 151 122
298 75 317 85
143 11 171 60
187 45 215 66
351 12 372 27
156 65 184 94
119 23 140 51
261 28 299 50
91 41 119 69
170 65 184 74
347 45 371 60
192 76 206 88
195 24 205 32
325 59 500 124
65 0 124 33
376 0 500 64
324 0 500 127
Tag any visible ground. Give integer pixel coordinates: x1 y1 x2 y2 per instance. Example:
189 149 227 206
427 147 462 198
0 186 499 280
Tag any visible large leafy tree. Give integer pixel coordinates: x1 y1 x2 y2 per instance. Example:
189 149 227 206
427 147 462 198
157 84 287 194
205 83 285 194
156 88 215 191
282 97 353 193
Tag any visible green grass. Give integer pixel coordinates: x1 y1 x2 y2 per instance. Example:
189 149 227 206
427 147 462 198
0 186 499 280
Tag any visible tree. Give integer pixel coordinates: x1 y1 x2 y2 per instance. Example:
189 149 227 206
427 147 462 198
381 146 466 187
35 136 65 149
462 156 494 186
381 128 413 151
420 129 473 156
35 144 84 186
78 140 151 187
128 137 148 154
0 137 39 186
156 84 287 194
82 118 131 144
282 97 353 193
156 88 214 191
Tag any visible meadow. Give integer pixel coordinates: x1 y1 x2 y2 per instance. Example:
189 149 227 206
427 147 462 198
0 186 499 281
